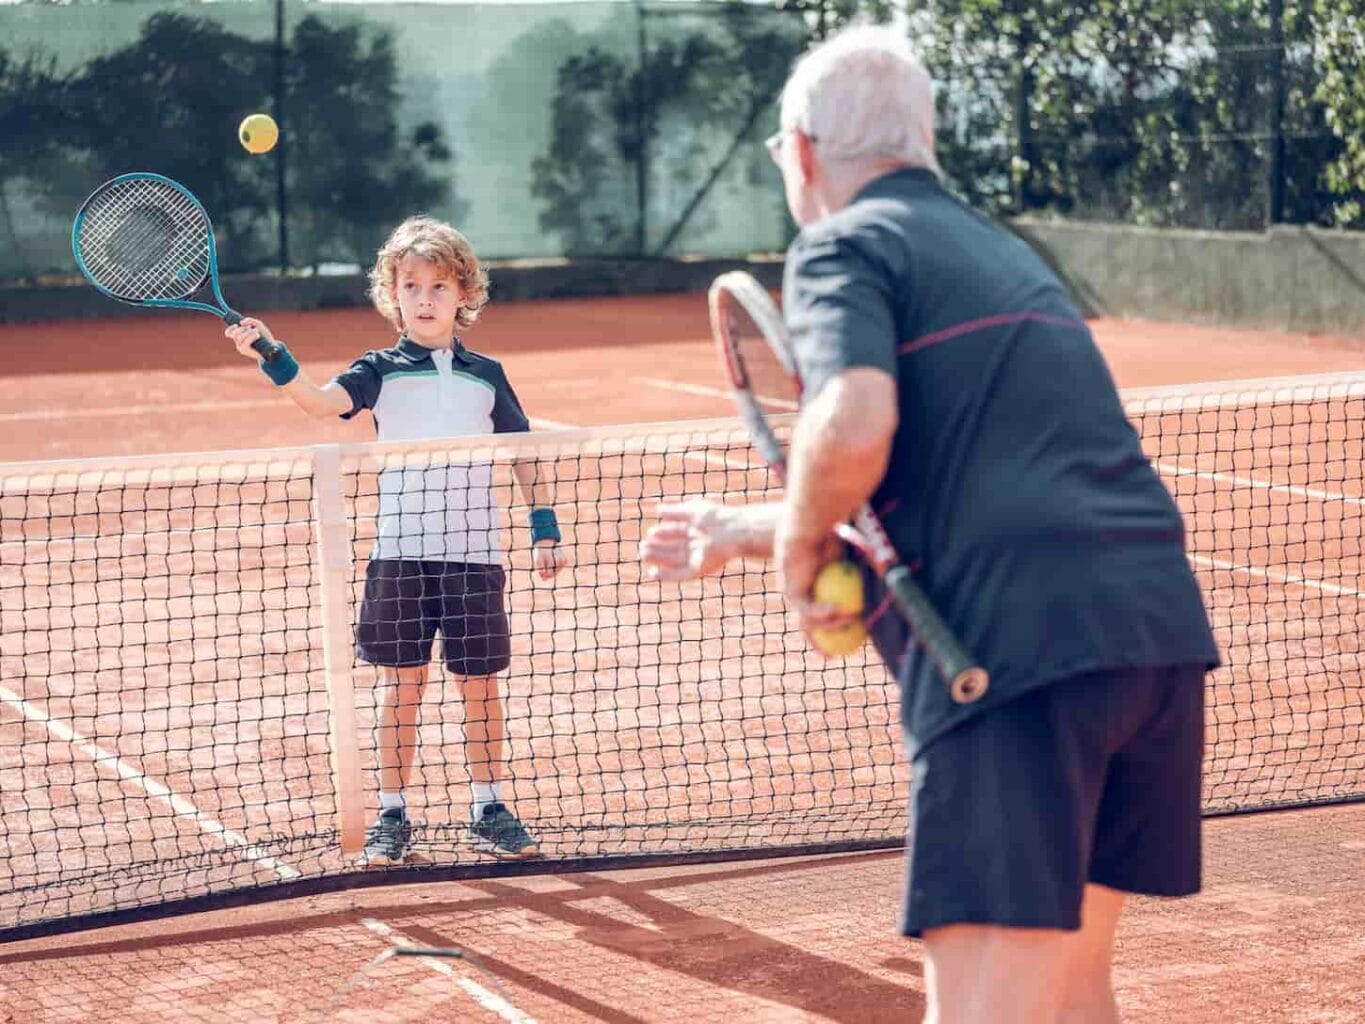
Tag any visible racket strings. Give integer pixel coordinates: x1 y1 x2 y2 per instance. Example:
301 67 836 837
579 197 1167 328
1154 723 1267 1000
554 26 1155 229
77 180 211 301
722 302 800 413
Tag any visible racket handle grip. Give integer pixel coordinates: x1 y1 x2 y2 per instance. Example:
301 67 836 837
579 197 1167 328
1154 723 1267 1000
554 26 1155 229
883 565 990 704
224 311 285 363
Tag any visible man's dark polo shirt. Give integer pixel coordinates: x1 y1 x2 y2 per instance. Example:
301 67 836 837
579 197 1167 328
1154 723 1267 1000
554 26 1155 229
783 168 1219 755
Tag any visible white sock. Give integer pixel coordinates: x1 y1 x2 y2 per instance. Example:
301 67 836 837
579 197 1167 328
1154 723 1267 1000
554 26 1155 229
471 782 500 818
379 790 406 815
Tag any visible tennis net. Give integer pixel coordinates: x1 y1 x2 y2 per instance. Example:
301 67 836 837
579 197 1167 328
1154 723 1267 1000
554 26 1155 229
2 373 1363 942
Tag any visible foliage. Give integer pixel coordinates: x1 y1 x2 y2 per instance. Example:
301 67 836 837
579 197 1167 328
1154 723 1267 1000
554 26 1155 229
922 0 1354 229
1313 0 1365 226
0 49 70 273
7 11 458 273
531 2 805 255
285 15 457 268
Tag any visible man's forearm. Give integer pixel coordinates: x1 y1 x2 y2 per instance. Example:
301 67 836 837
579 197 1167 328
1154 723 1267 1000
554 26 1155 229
725 502 784 559
782 369 896 543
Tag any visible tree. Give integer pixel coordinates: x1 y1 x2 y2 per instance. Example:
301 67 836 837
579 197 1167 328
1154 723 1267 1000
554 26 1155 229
60 13 274 267
531 2 805 256
924 0 1345 229
285 15 458 269
27 11 460 274
0 48 70 279
1313 1 1365 226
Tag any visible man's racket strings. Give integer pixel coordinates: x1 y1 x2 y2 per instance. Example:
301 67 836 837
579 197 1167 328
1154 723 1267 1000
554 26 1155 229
72 172 283 362
708 270 989 703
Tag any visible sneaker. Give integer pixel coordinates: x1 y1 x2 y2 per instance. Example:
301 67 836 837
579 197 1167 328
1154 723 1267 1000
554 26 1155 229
361 808 412 866
470 802 540 859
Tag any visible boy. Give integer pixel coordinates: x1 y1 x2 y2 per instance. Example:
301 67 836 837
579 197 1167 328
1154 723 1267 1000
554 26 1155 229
227 216 563 864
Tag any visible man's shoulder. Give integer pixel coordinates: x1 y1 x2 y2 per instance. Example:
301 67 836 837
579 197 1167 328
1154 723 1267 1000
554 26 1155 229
793 170 980 252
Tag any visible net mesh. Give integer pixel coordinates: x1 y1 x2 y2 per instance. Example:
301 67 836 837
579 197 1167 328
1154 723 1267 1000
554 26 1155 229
2 375 1364 942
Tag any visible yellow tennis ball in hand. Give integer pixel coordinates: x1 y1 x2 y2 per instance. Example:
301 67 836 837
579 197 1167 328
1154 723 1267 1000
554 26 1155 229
238 113 279 155
810 559 868 657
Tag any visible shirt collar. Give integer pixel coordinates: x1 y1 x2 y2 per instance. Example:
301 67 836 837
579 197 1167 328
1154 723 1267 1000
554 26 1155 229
852 166 942 203
396 335 473 364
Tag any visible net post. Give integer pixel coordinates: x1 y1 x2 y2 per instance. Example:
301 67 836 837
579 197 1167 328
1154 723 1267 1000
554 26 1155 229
313 444 365 855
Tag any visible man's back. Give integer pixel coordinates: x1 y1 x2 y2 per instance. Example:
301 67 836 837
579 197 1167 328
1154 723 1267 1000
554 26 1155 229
783 168 1218 749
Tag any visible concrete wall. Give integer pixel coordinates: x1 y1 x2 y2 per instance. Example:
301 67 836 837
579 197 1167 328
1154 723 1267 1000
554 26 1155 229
0 256 786 325
5 224 1363 336
1010 219 1365 336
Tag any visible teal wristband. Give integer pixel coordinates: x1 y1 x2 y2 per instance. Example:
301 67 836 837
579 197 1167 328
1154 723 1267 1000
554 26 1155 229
260 344 299 386
529 507 561 543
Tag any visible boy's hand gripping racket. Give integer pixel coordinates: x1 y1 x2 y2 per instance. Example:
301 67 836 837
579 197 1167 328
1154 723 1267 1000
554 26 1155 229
72 172 283 362
708 270 989 704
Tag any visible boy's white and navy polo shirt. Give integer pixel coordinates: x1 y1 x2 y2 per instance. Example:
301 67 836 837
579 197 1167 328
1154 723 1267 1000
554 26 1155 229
332 336 532 566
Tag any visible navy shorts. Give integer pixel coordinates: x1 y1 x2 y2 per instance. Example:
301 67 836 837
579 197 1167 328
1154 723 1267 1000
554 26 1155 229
902 663 1206 936
354 559 512 677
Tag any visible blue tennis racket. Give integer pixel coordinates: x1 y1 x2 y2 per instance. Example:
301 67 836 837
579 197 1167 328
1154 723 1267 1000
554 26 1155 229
72 172 283 362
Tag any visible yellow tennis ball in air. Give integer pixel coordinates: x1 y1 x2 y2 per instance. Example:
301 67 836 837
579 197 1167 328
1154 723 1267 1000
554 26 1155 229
238 113 279 155
810 559 868 657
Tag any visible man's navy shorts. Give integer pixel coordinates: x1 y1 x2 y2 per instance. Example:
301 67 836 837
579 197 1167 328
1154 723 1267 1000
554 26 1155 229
354 559 512 677
902 663 1206 936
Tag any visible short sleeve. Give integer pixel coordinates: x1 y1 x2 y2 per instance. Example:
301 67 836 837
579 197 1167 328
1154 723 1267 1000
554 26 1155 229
332 352 384 420
490 364 531 434
782 230 898 400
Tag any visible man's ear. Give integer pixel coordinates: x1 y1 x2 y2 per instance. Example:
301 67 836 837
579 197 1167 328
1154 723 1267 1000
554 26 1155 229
793 129 818 184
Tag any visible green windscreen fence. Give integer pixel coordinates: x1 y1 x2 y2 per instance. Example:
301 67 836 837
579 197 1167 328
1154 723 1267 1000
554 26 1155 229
0 0 803 282
0 1 1360 285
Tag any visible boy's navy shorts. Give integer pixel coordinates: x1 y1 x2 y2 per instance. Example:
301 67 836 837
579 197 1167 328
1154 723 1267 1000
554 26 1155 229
903 663 1206 936
355 559 512 677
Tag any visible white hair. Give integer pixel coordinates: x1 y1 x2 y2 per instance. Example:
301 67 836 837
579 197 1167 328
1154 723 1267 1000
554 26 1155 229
780 25 942 177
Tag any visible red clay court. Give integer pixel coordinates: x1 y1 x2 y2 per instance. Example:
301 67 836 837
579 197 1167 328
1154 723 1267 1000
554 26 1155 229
1 294 1363 1022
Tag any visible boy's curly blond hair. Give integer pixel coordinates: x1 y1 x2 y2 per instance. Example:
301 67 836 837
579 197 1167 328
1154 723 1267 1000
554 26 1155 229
368 216 490 333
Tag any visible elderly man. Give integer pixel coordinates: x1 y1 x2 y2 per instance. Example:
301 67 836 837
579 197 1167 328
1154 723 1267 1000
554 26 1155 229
641 25 1218 1024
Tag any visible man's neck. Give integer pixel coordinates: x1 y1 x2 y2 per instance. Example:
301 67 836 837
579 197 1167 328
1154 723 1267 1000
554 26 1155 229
816 158 916 217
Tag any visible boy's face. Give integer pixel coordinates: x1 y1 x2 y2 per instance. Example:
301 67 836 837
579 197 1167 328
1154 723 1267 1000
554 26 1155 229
394 253 466 347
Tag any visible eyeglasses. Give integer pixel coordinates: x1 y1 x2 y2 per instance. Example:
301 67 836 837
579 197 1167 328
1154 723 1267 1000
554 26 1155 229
764 126 818 164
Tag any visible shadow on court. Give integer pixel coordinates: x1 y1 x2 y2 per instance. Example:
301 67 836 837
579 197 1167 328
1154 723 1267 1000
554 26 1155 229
0 851 920 1024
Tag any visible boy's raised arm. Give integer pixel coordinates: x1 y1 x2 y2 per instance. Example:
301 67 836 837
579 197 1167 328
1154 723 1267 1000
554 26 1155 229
226 316 352 419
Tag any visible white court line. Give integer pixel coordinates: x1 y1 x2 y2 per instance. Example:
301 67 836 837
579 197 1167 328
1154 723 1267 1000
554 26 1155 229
1157 461 1365 507
632 375 798 411
360 918 537 1024
0 683 301 881
0 398 283 423
0 399 572 430
683 448 758 473
629 376 780 471
1191 554 1363 599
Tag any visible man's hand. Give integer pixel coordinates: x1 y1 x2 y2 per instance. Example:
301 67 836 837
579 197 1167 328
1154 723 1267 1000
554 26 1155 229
641 501 768 581
775 523 857 648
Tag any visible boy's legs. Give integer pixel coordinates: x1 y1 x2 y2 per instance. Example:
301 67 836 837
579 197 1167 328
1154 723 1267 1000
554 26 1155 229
377 663 430 797
452 669 537 858
355 559 439 864
438 564 539 858
922 883 1125 1024
451 671 504 805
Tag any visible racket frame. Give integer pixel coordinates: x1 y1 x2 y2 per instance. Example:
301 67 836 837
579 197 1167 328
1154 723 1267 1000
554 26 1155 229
72 172 281 360
708 270 989 703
